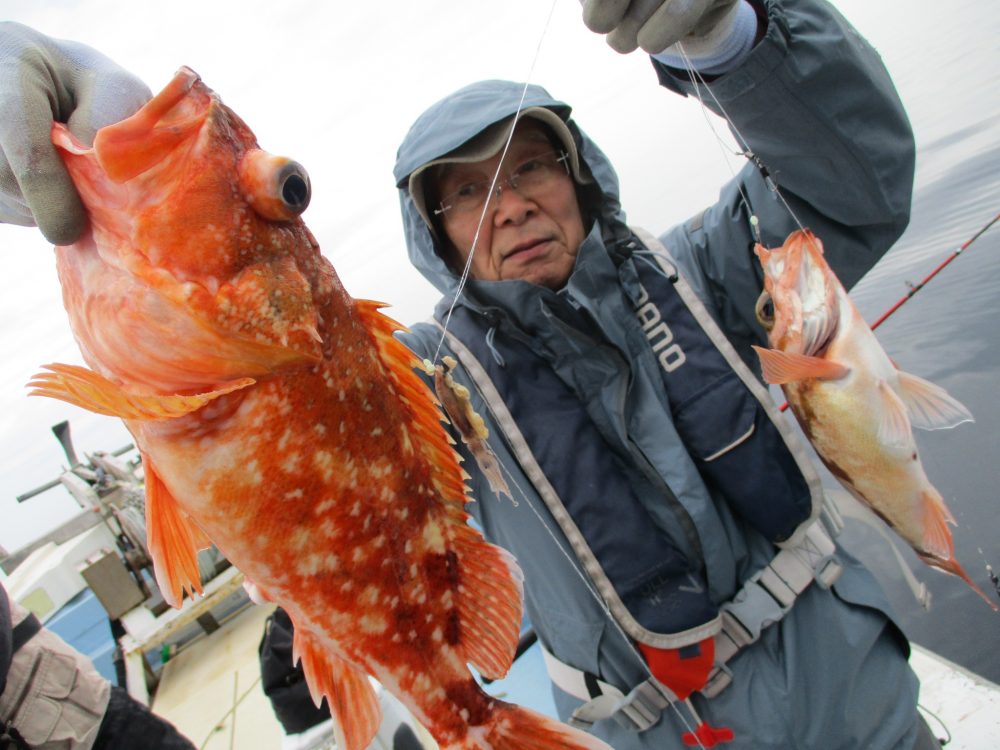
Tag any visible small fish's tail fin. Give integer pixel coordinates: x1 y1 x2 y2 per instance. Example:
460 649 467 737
921 552 999 612
918 490 999 612
447 703 613 750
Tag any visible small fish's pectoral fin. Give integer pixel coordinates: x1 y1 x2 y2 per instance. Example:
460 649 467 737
28 363 254 420
751 345 849 384
876 381 915 449
292 624 381 750
144 455 205 608
895 371 975 431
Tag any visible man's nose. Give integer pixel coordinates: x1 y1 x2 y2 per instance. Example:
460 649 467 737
491 181 535 224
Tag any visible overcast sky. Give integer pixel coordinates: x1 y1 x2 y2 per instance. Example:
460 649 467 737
0 0 992 552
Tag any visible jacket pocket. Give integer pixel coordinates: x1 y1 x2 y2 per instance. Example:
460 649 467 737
673 371 813 542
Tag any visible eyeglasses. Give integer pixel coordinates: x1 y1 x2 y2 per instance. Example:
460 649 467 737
434 150 571 218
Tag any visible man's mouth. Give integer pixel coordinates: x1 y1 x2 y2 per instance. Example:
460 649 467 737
504 238 550 260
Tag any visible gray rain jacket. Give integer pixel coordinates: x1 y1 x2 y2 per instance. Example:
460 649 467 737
392 1 921 748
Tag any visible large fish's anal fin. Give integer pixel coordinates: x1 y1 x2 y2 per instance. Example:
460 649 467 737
876 380 915 449
144 456 206 608
751 345 849 384
291 624 381 750
28 363 254 420
895 370 975 431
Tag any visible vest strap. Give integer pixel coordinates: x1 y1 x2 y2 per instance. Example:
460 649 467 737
542 515 843 731
10 614 41 654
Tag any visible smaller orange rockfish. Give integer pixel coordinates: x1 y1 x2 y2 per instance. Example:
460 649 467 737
752 229 996 610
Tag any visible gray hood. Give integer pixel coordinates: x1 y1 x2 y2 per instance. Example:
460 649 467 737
393 80 630 303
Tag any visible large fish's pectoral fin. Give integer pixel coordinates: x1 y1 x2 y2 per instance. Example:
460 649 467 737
895 370 975 431
291 624 381 750
144 455 206 608
28 363 254 420
751 345 849 384
452 524 525 680
876 381 916 449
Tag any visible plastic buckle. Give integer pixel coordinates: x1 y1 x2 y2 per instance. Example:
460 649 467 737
701 662 734 699
612 679 675 732
814 554 843 589
719 577 787 649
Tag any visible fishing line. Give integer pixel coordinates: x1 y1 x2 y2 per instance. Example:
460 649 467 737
674 41 810 242
484 419 706 745
432 0 561 366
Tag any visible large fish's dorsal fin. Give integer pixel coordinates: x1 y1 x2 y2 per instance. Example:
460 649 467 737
895 370 975 430
144 455 206 608
751 346 849 384
355 299 525 678
27 363 255 420
353 300 469 508
291 624 381 750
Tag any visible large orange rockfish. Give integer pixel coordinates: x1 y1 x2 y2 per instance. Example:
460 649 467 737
751 229 996 610
31 67 612 750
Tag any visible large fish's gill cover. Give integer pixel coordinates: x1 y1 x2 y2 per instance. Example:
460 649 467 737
752 230 996 611
31 68 613 750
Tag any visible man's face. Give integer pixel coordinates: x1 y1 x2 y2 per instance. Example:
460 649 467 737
433 123 586 290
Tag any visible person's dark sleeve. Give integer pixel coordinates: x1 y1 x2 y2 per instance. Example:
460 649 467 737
1 585 12 698
655 0 915 364
92 686 197 750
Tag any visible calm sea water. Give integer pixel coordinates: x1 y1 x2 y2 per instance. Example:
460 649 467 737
837 6 1000 682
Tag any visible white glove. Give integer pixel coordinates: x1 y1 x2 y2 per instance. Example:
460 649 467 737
0 22 151 244
582 0 741 55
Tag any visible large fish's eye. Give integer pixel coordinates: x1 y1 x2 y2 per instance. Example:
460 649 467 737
239 149 312 221
755 290 775 330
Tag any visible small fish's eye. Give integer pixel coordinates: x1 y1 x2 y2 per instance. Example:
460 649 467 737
755 291 775 330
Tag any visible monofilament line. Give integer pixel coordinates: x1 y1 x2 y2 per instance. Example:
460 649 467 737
432 0 561 365
675 41 810 243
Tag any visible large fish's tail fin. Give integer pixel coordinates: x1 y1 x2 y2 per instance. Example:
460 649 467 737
447 702 613 750
919 490 999 611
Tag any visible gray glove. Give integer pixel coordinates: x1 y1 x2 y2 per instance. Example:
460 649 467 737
0 22 151 245
582 0 740 55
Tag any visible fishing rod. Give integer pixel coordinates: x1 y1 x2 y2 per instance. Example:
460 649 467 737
776 211 1000 412
868 211 1000 332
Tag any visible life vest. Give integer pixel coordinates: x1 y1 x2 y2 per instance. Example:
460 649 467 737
428 228 840 736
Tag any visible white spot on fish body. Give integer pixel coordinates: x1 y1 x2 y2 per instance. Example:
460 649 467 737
281 452 300 474
358 614 388 634
371 427 383 437
283 488 304 501
312 450 335 481
290 528 311 551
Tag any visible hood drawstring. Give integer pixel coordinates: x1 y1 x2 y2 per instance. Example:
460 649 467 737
484 325 506 368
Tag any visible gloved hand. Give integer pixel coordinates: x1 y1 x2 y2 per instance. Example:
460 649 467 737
0 22 151 245
582 0 741 55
